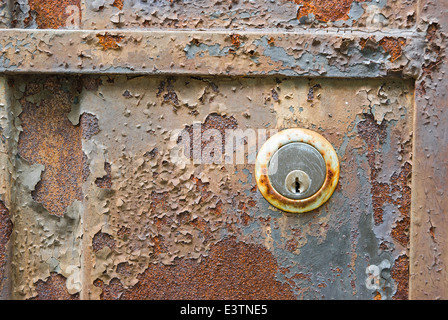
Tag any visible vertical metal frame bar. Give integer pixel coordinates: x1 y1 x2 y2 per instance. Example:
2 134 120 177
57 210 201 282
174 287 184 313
410 0 448 299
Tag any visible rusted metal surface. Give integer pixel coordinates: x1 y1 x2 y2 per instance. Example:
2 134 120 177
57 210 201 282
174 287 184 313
83 0 416 30
255 128 339 213
3 0 418 30
30 272 79 300
0 73 416 300
0 0 446 302
0 76 11 300
293 0 360 22
96 33 124 50
409 0 448 300
16 76 83 217
0 29 425 78
94 237 296 300
290 0 416 28
0 200 12 299
70 76 413 300
12 0 81 29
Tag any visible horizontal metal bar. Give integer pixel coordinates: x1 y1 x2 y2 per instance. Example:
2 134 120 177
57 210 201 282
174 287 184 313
0 29 425 77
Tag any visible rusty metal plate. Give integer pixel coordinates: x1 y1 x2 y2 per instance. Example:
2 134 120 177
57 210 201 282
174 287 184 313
0 0 447 302
255 129 339 212
2 75 414 300
0 29 425 78
7 0 418 30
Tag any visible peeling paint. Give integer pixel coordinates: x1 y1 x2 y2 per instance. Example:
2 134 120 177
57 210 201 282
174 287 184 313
410 1 448 299
95 237 296 300
12 0 81 29
292 0 365 23
67 76 414 299
0 67 416 301
17 77 83 217
30 272 79 300
65 0 417 30
97 33 124 50
0 0 446 301
0 30 425 78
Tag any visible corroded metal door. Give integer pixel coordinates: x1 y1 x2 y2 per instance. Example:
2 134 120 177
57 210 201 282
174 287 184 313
0 0 447 300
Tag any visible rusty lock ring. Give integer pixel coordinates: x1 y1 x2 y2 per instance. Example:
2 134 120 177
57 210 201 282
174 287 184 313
255 128 340 213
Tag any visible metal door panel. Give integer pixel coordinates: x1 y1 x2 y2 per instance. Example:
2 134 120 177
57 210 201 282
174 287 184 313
0 0 446 301
2 75 413 300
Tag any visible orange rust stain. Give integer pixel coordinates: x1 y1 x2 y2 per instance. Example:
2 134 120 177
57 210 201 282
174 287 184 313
429 225 436 242
95 237 296 300
97 33 124 50
358 122 411 243
18 77 83 217
27 0 81 29
150 236 167 256
285 239 299 252
258 161 338 211
210 199 224 216
112 0 124 10
359 36 383 51
359 39 367 49
230 34 241 48
238 198 256 225
240 211 251 225
356 113 388 225
374 291 382 300
379 37 406 62
390 255 409 300
360 37 406 62
238 201 247 211
190 217 214 244
0 201 12 289
291 0 365 22
390 162 411 247
357 114 411 300
30 273 79 300
93 278 122 300
17 78 100 217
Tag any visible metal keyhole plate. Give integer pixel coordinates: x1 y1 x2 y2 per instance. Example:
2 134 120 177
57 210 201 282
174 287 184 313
286 170 311 195
255 128 340 213
268 142 326 200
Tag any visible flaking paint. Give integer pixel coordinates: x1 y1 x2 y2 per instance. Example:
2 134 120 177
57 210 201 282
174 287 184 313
0 0 446 301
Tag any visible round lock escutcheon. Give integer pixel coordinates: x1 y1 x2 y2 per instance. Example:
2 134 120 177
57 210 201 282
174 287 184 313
255 128 340 213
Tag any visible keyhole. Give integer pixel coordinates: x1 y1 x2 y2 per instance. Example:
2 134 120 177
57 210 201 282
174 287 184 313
285 170 311 196
295 178 301 193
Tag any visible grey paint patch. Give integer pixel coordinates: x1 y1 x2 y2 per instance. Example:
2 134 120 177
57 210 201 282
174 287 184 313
184 43 232 60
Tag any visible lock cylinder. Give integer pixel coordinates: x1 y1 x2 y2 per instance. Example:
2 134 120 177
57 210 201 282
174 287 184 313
255 128 339 213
